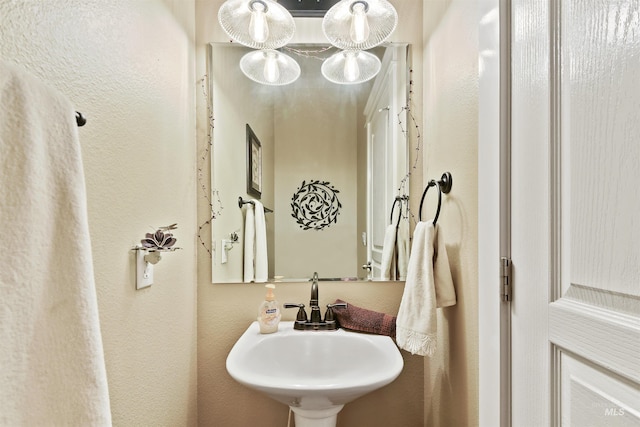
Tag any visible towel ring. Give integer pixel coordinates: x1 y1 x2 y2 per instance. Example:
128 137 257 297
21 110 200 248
418 172 453 225
419 181 442 224
389 198 402 227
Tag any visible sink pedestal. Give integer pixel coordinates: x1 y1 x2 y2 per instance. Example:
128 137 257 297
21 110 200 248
290 405 344 427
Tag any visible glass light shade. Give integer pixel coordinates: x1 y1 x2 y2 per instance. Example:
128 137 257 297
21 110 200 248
349 2 370 44
321 50 381 84
218 0 295 49
248 2 269 43
240 49 301 86
322 0 398 50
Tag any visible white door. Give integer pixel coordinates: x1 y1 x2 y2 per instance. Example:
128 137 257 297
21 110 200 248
365 45 408 280
510 0 640 425
367 108 392 279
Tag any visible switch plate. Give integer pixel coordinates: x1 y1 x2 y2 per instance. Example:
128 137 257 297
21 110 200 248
221 239 229 264
136 249 154 289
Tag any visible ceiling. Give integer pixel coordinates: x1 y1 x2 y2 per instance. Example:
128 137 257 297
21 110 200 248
277 0 341 17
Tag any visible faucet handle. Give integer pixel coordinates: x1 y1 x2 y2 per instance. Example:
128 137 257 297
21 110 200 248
327 302 348 309
324 302 348 323
283 303 308 322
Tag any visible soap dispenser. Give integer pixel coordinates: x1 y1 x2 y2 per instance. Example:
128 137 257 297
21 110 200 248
258 284 281 334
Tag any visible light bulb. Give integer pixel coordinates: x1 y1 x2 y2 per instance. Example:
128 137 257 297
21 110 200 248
349 2 370 44
249 1 269 43
263 51 280 83
343 51 360 82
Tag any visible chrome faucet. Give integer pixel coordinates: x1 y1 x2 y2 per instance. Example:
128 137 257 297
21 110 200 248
284 272 347 331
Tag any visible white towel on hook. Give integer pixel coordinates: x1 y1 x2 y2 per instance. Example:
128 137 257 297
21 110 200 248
0 61 111 424
253 200 268 282
243 200 268 282
243 203 255 282
380 224 397 280
396 216 410 280
396 221 456 357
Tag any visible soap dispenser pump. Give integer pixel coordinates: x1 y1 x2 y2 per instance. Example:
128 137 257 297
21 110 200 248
258 284 281 334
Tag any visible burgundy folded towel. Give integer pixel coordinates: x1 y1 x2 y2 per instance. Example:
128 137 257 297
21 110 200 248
333 299 397 338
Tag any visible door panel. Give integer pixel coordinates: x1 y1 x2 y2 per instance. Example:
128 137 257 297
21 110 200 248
561 354 640 426
511 0 640 425
368 111 391 278
550 1 640 422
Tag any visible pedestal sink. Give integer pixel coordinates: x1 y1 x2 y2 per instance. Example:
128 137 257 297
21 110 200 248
226 321 404 427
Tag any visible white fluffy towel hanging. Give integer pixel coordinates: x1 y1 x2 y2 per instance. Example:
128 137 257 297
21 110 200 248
396 221 456 356
0 61 111 425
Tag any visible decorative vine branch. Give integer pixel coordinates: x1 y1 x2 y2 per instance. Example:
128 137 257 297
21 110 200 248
283 45 335 61
197 74 223 258
396 68 422 227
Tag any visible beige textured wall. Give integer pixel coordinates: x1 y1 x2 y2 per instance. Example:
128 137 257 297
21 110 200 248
196 1 426 426
0 0 481 425
273 72 359 279
0 1 198 425
422 1 480 426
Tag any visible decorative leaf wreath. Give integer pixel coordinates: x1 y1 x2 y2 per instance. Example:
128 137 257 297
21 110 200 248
290 180 342 230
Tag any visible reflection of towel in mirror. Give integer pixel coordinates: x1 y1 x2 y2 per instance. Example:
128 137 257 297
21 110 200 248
397 217 410 280
396 221 456 356
0 61 111 424
380 224 397 280
243 200 268 282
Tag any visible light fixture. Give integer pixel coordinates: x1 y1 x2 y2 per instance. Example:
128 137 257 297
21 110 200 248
218 0 296 49
321 50 381 84
240 49 301 85
322 0 398 50
218 0 397 85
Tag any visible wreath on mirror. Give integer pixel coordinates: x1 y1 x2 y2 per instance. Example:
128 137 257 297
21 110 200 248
291 180 342 231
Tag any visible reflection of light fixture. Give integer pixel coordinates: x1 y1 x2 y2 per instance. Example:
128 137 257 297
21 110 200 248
321 50 381 84
323 0 398 50
218 0 296 49
219 0 396 85
343 51 360 81
263 51 280 82
240 49 301 86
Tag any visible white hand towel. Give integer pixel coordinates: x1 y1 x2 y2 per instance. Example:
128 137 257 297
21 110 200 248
396 217 410 280
0 61 111 424
396 221 456 356
243 200 268 283
243 203 255 282
380 224 397 280
253 200 268 283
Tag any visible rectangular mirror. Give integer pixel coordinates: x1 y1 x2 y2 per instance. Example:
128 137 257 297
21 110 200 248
208 42 410 283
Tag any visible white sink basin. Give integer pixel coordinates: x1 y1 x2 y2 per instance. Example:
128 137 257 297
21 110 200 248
226 321 403 427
